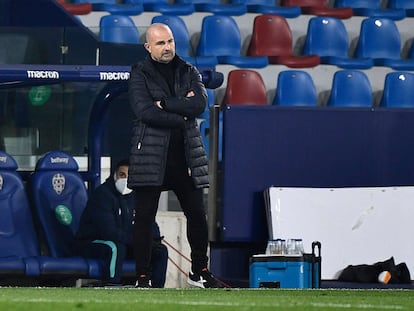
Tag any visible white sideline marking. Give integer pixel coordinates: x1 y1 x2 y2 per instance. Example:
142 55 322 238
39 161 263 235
2 297 407 310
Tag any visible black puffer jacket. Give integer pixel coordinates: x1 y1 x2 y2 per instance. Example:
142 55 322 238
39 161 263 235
127 55 209 188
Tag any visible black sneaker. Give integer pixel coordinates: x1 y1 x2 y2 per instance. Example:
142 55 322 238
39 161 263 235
187 268 223 288
135 275 152 288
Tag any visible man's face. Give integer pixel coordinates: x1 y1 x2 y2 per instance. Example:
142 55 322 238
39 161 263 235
145 26 175 64
115 165 128 181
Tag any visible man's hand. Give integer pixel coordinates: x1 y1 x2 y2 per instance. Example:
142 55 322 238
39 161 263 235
186 91 195 97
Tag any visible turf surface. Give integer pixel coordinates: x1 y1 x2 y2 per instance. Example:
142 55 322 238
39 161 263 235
1 287 414 311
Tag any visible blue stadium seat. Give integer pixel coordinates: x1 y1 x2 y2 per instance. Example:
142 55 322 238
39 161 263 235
199 116 222 161
196 15 268 68
379 72 414 107
0 151 37 277
139 0 195 15
335 0 406 20
29 151 91 273
99 14 139 44
353 18 414 70
229 0 301 18
199 88 215 119
302 16 373 69
151 15 217 68
388 0 414 17
327 70 373 107
71 0 143 15
175 0 247 15
0 151 93 281
281 0 353 19
222 69 268 107
273 70 318 106
247 14 320 68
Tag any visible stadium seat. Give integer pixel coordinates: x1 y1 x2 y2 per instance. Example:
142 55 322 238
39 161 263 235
281 0 353 19
247 14 320 68
151 15 217 68
327 70 373 107
71 0 143 15
335 0 406 20
229 0 301 18
222 69 268 107
28 151 91 271
379 72 414 107
302 16 373 69
139 0 195 15
199 88 215 119
353 18 414 70
199 115 223 161
174 0 247 15
273 70 318 106
99 14 139 44
388 0 414 17
0 151 93 281
196 15 268 68
0 151 37 277
55 0 92 15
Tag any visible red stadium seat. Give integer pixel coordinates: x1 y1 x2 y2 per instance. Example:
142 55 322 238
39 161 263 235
222 69 268 107
281 0 353 19
247 14 320 68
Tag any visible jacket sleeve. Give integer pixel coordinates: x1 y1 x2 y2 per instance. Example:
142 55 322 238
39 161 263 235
129 64 186 129
161 65 207 119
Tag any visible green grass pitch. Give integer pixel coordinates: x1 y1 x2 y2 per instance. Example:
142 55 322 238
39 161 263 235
0 287 414 311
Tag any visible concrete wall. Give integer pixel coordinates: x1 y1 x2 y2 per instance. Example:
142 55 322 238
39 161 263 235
156 211 191 288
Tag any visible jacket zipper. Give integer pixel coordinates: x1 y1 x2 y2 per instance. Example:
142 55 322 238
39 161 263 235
137 124 146 150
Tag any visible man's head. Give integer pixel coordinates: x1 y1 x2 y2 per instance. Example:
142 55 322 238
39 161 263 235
144 23 175 64
114 159 132 195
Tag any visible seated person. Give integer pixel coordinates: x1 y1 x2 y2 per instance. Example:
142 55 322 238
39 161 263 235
75 159 168 287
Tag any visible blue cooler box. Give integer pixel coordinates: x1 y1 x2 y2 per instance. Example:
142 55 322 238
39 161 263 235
249 243 321 288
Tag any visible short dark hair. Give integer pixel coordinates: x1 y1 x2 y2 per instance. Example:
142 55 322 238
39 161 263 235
115 159 129 171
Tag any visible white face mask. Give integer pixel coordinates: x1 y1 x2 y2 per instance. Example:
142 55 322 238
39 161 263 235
114 177 133 195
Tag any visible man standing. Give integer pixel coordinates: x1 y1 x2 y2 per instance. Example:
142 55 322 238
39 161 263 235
75 159 168 287
128 23 222 288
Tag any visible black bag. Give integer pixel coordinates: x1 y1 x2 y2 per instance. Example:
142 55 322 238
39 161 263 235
338 257 411 284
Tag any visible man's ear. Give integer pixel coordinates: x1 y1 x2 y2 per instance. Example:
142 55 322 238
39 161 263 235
144 42 150 53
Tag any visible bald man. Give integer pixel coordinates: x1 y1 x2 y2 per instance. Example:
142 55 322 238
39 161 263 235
127 23 222 288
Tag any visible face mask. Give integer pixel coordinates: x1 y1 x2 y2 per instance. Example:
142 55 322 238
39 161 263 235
114 177 133 195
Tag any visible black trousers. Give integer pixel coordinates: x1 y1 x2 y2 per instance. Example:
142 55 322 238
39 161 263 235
133 165 209 277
